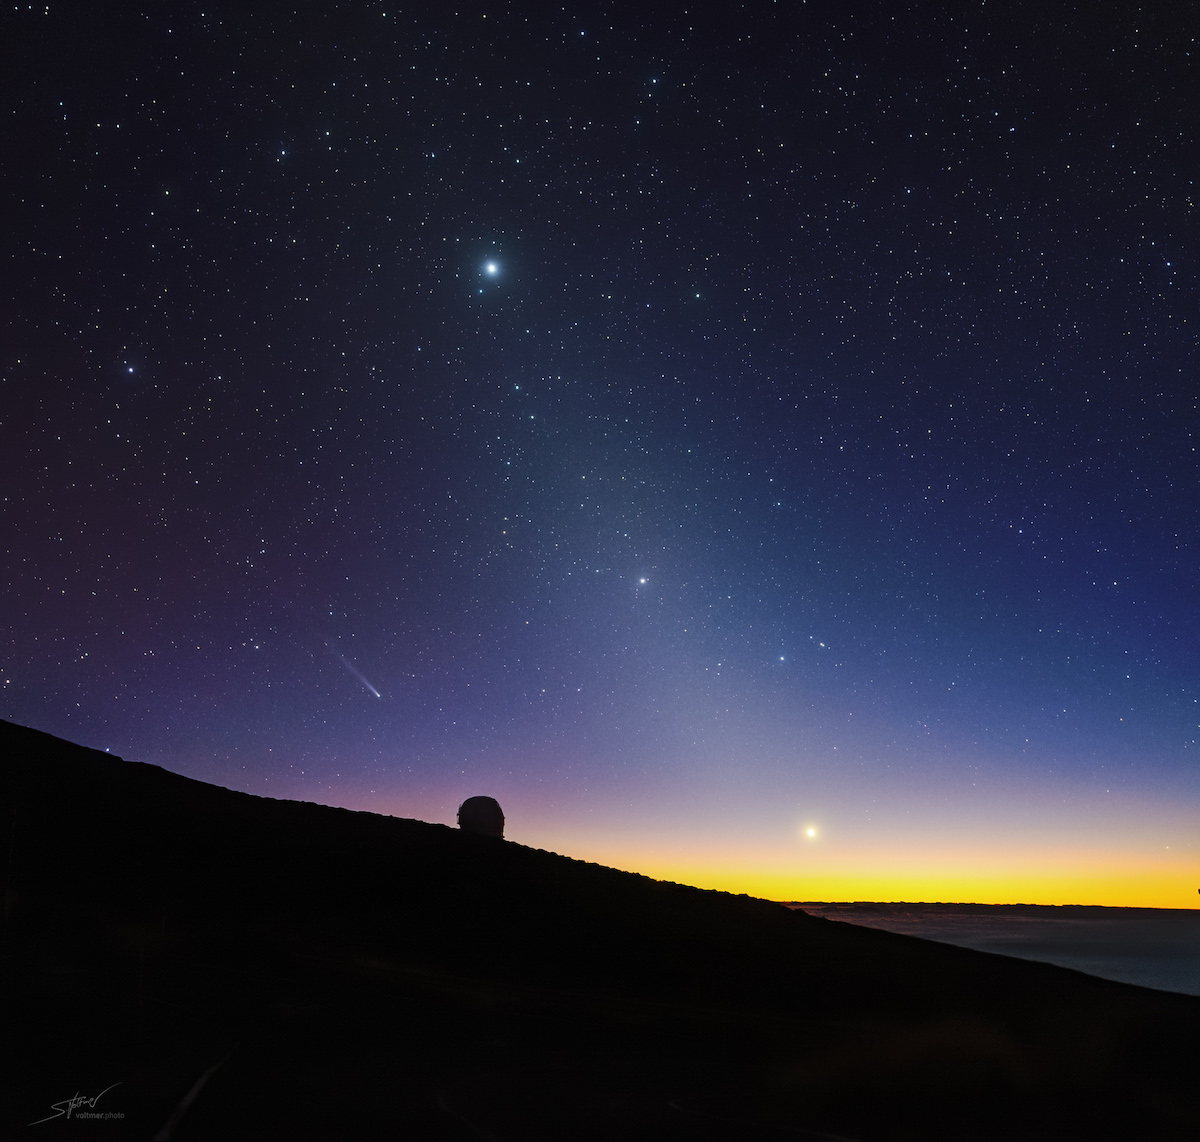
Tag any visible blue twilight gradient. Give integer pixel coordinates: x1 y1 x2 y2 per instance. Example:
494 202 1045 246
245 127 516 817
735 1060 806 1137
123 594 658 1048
3 2 1198 897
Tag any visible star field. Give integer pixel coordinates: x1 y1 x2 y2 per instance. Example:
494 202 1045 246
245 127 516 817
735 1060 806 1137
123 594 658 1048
3 1 1198 903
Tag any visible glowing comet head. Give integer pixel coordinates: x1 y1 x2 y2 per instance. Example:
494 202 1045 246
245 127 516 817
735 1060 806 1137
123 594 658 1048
484 261 499 276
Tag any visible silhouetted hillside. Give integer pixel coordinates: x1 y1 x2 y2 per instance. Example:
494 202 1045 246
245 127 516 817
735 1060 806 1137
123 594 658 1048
3 719 1198 1141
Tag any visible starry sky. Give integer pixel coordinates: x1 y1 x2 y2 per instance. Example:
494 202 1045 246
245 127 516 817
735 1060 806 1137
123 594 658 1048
4 1 1198 906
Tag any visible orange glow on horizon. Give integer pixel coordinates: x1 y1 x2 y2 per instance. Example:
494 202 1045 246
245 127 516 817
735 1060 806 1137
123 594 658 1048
670 867 1197 909
540 838 1200 909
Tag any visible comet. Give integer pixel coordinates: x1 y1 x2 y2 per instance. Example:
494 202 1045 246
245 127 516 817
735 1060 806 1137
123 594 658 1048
327 644 382 698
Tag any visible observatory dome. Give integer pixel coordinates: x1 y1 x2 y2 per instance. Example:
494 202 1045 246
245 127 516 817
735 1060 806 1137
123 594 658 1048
457 795 505 838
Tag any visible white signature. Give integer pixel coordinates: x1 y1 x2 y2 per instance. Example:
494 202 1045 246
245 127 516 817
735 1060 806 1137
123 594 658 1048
29 1083 121 1125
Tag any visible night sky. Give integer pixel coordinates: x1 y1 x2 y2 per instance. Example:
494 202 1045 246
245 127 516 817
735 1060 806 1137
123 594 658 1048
5 1 1198 905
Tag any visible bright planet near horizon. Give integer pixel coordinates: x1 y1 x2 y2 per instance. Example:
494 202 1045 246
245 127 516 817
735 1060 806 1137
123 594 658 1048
3 3 1198 910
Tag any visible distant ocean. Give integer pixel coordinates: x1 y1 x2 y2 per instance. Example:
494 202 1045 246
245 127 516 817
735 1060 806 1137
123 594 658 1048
788 903 1200 996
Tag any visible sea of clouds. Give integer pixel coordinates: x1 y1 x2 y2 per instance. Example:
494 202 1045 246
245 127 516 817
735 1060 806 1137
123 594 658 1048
791 903 1200 996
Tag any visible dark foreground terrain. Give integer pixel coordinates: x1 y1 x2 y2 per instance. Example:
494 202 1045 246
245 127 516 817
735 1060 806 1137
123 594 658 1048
3 720 1198 1141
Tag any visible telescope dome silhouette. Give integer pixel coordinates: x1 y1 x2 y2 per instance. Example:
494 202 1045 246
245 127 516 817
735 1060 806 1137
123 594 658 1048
457 795 504 838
